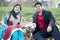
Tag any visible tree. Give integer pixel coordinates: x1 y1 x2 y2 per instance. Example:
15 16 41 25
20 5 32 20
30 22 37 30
0 0 9 6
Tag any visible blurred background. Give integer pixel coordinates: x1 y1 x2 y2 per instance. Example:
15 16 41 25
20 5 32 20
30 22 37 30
0 0 60 8
0 0 60 26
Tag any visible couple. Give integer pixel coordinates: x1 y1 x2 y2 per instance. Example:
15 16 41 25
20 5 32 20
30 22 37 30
0 2 60 40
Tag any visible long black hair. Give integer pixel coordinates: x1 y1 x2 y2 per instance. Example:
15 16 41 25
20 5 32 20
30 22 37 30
7 4 22 25
10 4 22 19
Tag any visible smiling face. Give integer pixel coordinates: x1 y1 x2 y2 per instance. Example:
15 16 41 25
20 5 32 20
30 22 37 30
35 4 42 12
14 6 20 13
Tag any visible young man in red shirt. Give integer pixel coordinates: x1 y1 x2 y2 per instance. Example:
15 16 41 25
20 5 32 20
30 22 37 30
33 2 60 40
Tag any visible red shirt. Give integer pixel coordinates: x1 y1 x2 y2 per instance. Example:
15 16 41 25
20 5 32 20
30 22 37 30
37 13 48 30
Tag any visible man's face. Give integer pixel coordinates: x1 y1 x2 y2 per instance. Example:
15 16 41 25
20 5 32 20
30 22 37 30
35 4 42 12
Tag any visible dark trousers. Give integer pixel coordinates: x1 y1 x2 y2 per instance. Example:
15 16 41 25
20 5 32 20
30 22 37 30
33 26 60 40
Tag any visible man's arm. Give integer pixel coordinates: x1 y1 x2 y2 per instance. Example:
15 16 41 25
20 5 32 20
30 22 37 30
47 11 55 32
47 11 55 27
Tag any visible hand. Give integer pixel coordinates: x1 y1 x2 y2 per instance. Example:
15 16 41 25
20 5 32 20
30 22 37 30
16 24 20 28
47 26 52 32
13 24 20 28
31 23 36 29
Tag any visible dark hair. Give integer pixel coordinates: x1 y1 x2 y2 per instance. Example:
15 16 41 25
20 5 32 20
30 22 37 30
14 4 22 11
9 4 22 19
34 2 42 6
7 4 22 25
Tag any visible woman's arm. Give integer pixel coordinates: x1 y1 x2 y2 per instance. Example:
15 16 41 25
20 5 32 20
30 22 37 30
20 16 24 28
2 16 8 27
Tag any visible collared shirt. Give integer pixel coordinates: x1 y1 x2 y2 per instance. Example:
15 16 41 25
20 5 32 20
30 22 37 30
37 13 48 30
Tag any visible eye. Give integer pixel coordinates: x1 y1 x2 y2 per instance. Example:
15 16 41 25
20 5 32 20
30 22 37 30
16 7 19 9
15 6 20 9
36 7 37 8
37 6 40 7
35 6 40 8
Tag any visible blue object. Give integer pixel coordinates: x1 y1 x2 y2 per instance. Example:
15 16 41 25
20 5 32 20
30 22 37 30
0 16 24 40
11 30 24 40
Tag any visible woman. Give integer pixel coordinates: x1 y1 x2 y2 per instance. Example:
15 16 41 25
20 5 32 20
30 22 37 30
0 4 24 40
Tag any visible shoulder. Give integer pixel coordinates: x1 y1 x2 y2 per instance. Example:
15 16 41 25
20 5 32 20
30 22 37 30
20 14 22 17
33 12 37 17
42 10 51 13
6 13 11 19
42 10 52 15
20 14 22 19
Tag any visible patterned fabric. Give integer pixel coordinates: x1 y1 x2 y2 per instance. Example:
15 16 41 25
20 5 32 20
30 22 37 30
9 14 20 24
0 14 24 40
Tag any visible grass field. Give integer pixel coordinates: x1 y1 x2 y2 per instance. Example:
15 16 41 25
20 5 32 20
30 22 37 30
0 6 60 25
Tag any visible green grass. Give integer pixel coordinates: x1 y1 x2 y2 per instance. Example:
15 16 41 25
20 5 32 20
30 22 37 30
0 6 60 25
0 6 12 19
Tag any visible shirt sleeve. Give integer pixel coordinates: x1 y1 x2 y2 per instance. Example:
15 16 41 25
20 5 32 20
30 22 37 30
47 11 55 27
3 16 8 25
0 26 6 40
1 16 8 27
0 16 8 40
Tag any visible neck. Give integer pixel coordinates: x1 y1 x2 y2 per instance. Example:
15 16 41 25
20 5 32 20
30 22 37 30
36 9 42 13
37 10 42 13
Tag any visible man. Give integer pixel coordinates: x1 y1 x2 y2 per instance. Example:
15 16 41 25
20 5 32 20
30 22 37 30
32 2 60 40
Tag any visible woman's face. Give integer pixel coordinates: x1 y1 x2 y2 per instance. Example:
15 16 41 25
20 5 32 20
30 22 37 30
14 6 20 13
